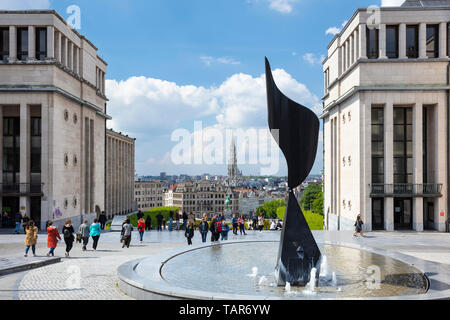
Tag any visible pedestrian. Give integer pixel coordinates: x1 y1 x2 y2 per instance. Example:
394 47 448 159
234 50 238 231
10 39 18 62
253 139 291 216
209 217 217 242
185 220 194 245
232 214 238 235
121 218 133 248
276 220 283 230
258 214 265 232
199 213 209 243
156 212 163 231
15 212 22 234
220 218 230 241
78 220 90 251
137 218 145 243
169 211 174 231
353 214 365 237
176 211 180 230
252 215 257 231
99 212 107 230
270 220 277 230
24 220 38 257
2 211 9 228
46 221 61 257
182 211 188 230
162 219 166 230
145 215 152 231
62 219 75 258
215 217 222 241
90 219 101 251
137 210 144 221
239 215 247 235
22 214 30 233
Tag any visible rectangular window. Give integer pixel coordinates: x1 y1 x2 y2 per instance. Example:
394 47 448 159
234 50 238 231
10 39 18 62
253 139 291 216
386 25 399 59
0 27 9 60
3 117 20 185
426 24 439 58
366 28 379 59
393 107 413 184
35 27 47 60
30 117 41 185
17 27 28 61
406 25 418 58
372 107 384 184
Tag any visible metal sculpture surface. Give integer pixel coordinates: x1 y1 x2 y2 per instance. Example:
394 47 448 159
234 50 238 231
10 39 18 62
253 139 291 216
265 57 321 286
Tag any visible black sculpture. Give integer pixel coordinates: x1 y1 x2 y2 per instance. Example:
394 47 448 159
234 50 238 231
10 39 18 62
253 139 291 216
265 57 321 286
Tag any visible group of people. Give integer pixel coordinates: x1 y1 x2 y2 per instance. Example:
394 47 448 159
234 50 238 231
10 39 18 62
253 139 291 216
23 218 103 258
1 211 31 234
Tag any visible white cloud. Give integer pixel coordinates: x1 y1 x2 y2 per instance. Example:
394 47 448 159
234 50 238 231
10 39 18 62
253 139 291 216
302 53 325 66
0 0 51 9
325 20 348 36
268 0 297 13
106 69 321 136
200 56 241 67
381 0 405 6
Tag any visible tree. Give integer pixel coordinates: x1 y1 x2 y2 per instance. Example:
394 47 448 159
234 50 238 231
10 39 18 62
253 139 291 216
311 191 324 215
256 199 286 219
300 184 322 211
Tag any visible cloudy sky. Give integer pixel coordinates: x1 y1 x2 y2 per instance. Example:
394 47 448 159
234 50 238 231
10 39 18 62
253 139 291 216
1 0 406 176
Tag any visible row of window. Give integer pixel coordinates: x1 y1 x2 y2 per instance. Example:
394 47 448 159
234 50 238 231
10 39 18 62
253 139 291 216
366 24 440 59
0 27 47 61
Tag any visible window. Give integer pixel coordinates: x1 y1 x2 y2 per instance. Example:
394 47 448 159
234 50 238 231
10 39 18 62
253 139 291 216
406 25 418 58
372 107 384 184
426 24 439 58
17 27 28 61
3 118 20 184
0 27 9 60
30 117 41 185
35 27 47 60
393 107 413 184
386 25 399 59
366 27 379 59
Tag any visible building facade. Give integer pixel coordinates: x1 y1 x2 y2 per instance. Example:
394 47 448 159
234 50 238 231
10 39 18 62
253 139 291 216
0 10 109 230
105 129 135 218
321 0 450 232
135 181 163 211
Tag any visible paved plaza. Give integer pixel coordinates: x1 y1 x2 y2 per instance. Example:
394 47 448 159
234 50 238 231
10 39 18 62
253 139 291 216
0 229 449 300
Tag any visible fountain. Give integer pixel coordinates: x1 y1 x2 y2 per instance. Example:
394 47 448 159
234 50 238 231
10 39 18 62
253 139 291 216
116 58 450 300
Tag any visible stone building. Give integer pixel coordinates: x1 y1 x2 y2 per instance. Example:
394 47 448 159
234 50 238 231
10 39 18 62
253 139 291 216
321 0 450 232
105 129 135 218
171 179 239 219
0 10 109 230
135 181 163 211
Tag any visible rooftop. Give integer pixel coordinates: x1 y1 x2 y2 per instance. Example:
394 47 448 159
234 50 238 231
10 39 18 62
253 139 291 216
401 0 450 7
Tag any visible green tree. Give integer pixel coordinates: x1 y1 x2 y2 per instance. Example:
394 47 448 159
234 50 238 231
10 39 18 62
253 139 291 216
311 191 324 215
300 184 322 211
256 199 286 219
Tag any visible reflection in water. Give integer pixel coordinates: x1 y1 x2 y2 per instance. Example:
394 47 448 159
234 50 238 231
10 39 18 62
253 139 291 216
148 242 427 298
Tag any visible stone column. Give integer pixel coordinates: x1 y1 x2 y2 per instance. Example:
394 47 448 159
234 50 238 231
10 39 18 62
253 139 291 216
349 34 354 65
435 95 448 231
361 97 372 231
399 23 407 59
68 41 73 71
46 26 54 60
28 26 36 61
8 26 17 61
19 103 30 217
55 31 61 63
419 23 427 59
384 100 394 231
354 30 359 61
413 102 424 231
359 24 367 59
63 36 68 66
439 22 448 58
41 100 50 230
379 24 387 59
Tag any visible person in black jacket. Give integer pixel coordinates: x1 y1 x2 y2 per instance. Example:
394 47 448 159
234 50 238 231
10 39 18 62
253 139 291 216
99 212 107 230
62 219 75 258
209 216 217 242
156 213 163 231
182 212 188 230
137 210 144 221
145 215 152 231
185 220 194 245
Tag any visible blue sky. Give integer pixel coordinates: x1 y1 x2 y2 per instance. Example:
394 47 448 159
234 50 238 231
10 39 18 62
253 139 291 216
2 0 403 176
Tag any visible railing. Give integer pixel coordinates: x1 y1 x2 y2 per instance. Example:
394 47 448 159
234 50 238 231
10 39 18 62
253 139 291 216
371 183 443 197
0 183 44 196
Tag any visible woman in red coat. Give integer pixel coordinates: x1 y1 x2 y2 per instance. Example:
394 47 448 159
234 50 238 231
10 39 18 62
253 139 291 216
137 218 146 243
46 221 61 256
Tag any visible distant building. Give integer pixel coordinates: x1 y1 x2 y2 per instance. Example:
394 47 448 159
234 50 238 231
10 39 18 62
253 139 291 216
135 181 163 211
105 129 135 218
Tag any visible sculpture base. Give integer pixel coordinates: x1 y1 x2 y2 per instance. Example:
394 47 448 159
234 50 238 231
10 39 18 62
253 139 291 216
275 191 321 286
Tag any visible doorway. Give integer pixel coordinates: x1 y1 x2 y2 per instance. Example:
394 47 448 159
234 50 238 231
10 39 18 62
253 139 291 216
372 198 384 230
1 197 19 228
423 199 435 230
394 198 413 230
30 197 41 230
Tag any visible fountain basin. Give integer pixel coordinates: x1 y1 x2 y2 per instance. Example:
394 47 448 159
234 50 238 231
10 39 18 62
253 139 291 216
117 239 450 300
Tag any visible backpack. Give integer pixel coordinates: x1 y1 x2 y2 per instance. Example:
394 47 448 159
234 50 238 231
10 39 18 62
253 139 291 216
63 228 71 238
216 221 222 233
